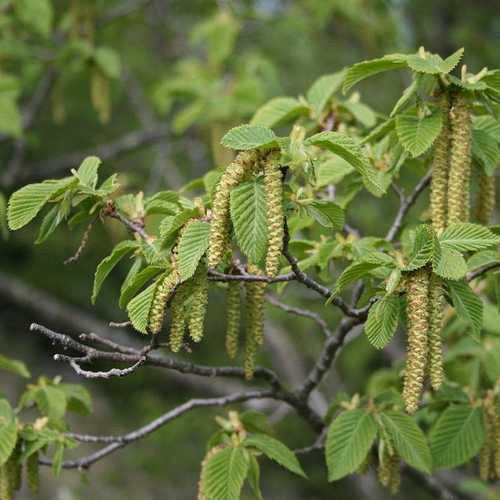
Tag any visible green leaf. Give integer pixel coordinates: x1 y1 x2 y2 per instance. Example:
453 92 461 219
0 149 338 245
221 124 277 150
119 265 163 309
333 261 380 296
433 245 468 280
34 203 68 244
36 386 67 422
472 129 500 176
230 179 268 264
364 295 400 349
429 405 484 469
177 221 210 281
7 177 76 230
0 399 17 466
403 225 434 271
406 48 463 75
474 116 500 142
440 223 499 252
250 97 308 128
94 46 121 79
0 96 22 137
127 280 160 334
75 156 101 189
390 78 418 117
305 131 384 196
307 200 344 230
447 281 483 340
14 0 53 37
244 434 306 478
59 384 92 415
396 109 443 157
343 54 408 93
325 409 378 481
482 69 500 94
92 240 138 304
247 455 264 500
203 446 249 500
0 354 30 378
380 410 431 473
306 70 345 117
341 101 376 128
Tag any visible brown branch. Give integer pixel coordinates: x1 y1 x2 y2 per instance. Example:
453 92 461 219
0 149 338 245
466 261 500 282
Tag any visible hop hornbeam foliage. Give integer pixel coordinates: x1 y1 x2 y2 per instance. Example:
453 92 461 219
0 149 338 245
4 44 500 499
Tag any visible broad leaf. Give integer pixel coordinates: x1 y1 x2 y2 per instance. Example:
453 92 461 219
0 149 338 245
0 400 17 466
119 265 163 309
251 97 308 128
380 410 431 473
177 221 210 281
439 223 499 252
433 245 468 280
364 295 400 349
245 433 306 478
307 200 344 230
221 124 277 150
472 129 500 175
307 70 345 117
325 409 378 481
396 109 443 157
230 179 268 264
406 48 463 75
127 280 160 334
429 405 484 469
447 281 483 340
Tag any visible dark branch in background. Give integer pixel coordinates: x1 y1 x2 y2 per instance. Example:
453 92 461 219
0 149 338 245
466 261 500 282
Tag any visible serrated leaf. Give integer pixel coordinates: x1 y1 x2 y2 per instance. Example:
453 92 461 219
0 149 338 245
244 434 306 478
483 69 500 94
472 129 500 175
203 446 249 500
447 281 483 340
361 118 396 144
230 179 268 264
474 116 500 142
364 295 400 349
429 405 484 469
396 109 443 157
406 48 463 75
305 131 384 196
390 78 418 117
119 265 163 309
433 245 468 280
250 97 308 128
325 409 378 481
440 223 499 252
127 280 159 334
403 225 434 270
440 48 465 73
0 354 30 378
92 240 138 304
177 221 210 281
307 200 344 230
307 70 345 117
75 156 101 188
343 54 408 93
333 261 380 296
380 410 431 473
0 399 17 466
7 177 76 230
247 454 264 500
221 124 277 150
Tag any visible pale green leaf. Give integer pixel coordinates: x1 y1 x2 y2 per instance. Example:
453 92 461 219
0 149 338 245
307 200 344 230
325 409 378 481
406 48 463 75
439 223 499 253
333 261 380 296
250 97 308 128
474 116 500 142
390 78 418 117
447 281 483 340
429 405 484 469
119 265 163 309
433 245 468 280
127 280 160 334
472 129 500 176
36 386 67 422
221 124 277 150
177 221 210 281
0 354 30 378
364 295 400 349
247 455 264 500
403 225 434 271
396 109 443 157
0 399 17 466
341 101 376 128
14 0 53 36
75 156 101 189
307 70 345 117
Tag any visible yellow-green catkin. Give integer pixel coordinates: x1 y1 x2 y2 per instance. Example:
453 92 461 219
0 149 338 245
169 282 189 352
27 452 39 494
378 449 400 494
427 274 445 390
208 151 258 268
403 268 430 414
225 281 241 359
263 154 284 278
430 94 451 235
198 445 225 500
148 270 180 334
447 93 472 225
475 173 496 226
0 464 11 500
188 260 209 343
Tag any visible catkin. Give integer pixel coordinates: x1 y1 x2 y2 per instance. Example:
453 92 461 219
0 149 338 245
430 94 451 234
208 151 258 268
188 260 209 343
403 268 430 414
427 274 445 390
169 282 189 352
225 281 241 359
378 449 400 494
198 445 225 500
244 322 258 380
0 464 11 500
475 173 496 226
263 154 284 278
447 93 472 225
27 452 39 494
148 271 180 334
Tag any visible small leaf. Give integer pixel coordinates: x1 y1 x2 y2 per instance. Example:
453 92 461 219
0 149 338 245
244 434 306 478
364 295 400 349
0 399 17 466
251 97 308 128
333 261 380 296
439 223 499 252
221 124 277 150
433 245 468 281
0 354 30 378
14 0 53 37
390 78 418 117
380 410 431 473
307 70 345 117
325 409 378 481
177 221 210 282
127 280 160 334
447 281 483 340
230 179 268 263
75 156 101 189
396 109 443 157
119 265 163 309
429 405 484 469
403 225 434 271
307 200 344 230
92 240 138 304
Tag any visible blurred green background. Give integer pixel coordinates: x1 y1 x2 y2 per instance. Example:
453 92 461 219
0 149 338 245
0 0 498 498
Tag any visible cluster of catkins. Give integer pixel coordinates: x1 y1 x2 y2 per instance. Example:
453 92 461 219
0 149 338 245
0 449 39 500
209 150 284 379
377 448 401 495
403 91 496 414
479 391 500 481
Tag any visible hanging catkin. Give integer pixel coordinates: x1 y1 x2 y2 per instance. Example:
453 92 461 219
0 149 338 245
447 93 472 225
148 270 180 334
208 151 258 268
169 281 190 352
427 274 445 390
377 447 400 494
263 153 284 278
225 281 241 359
188 260 209 343
403 268 430 414
475 173 496 226
27 452 39 494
